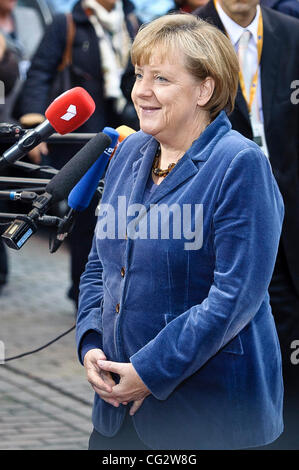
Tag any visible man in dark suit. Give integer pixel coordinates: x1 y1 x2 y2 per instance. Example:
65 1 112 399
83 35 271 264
260 0 299 18
194 0 299 449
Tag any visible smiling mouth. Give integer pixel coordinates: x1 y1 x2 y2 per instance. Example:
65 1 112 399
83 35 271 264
140 106 161 112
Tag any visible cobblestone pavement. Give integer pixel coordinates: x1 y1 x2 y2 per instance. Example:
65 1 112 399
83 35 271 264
0 231 94 450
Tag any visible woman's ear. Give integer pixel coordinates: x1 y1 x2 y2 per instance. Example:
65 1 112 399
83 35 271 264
197 77 215 107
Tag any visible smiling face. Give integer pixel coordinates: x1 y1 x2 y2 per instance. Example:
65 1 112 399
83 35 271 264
132 51 210 147
130 14 239 145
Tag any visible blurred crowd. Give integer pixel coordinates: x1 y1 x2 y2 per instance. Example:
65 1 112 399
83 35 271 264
0 0 214 305
0 0 298 449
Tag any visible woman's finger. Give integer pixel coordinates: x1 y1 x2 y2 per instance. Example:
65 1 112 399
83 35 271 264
92 384 120 407
87 369 113 393
99 370 116 388
97 360 124 376
129 398 144 416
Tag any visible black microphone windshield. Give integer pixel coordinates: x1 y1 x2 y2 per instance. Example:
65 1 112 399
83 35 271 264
46 132 112 204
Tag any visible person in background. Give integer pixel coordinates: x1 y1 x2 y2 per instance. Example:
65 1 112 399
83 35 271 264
0 30 19 293
130 0 175 23
13 0 138 308
76 13 284 450
0 0 42 293
170 0 209 13
0 0 44 117
260 0 299 18
0 0 45 68
46 0 78 13
0 31 18 111
0 0 23 60
194 0 299 449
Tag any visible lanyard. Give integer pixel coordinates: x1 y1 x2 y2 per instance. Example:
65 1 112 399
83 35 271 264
213 0 263 113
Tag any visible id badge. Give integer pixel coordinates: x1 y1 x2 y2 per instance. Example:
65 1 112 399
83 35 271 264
252 121 269 159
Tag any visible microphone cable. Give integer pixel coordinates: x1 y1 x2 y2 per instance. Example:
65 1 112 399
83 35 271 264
1 129 117 363
2 324 76 363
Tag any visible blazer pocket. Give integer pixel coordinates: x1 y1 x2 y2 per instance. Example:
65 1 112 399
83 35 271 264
221 334 244 355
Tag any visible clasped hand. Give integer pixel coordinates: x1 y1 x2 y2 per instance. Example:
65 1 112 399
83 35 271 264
84 349 151 415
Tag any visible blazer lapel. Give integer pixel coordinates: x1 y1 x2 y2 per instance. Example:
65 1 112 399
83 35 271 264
129 137 157 207
129 112 231 211
124 113 231 240
129 137 199 209
147 157 198 207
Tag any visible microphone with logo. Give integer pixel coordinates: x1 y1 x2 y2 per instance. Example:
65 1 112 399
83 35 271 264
1 132 112 250
0 87 95 169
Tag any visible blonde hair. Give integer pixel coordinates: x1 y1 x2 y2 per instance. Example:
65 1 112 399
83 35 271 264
131 13 239 119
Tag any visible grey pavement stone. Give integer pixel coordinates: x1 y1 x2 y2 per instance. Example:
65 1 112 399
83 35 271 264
0 233 95 449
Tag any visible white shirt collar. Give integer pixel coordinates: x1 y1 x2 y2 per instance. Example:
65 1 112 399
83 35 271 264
215 2 260 46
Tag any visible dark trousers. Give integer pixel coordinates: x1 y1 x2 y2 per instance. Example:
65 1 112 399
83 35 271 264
266 244 299 449
88 411 151 450
43 146 100 308
67 194 99 307
0 237 8 285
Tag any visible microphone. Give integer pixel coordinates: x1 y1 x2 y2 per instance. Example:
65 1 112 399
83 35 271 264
45 132 111 205
0 87 95 169
107 125 136 160
1 132 111 250
0 123 26 139
50 127 119 253
50 125 135 210
67 127 119 211
116 125 136 143
49 125 137 253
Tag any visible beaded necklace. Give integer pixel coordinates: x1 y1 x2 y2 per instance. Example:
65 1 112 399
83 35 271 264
152 145 179 178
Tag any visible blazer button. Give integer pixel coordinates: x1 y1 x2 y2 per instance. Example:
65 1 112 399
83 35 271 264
120 267 125 277
115 303 120 313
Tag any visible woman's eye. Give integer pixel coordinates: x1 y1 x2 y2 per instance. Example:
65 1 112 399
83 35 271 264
155 75 168 82
135 73 143 80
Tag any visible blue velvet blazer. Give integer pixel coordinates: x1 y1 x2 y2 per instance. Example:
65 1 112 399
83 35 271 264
76 111 284 450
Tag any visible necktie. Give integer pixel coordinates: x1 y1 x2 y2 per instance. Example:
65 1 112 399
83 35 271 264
238 30 252 100
237 30 269 157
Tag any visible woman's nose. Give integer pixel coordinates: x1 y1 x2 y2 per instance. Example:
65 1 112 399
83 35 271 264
135 77 153 97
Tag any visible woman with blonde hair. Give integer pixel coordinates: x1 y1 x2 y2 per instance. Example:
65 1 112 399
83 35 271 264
77 13 284 450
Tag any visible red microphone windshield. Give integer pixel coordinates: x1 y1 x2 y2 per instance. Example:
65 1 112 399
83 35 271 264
45 87 96 135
